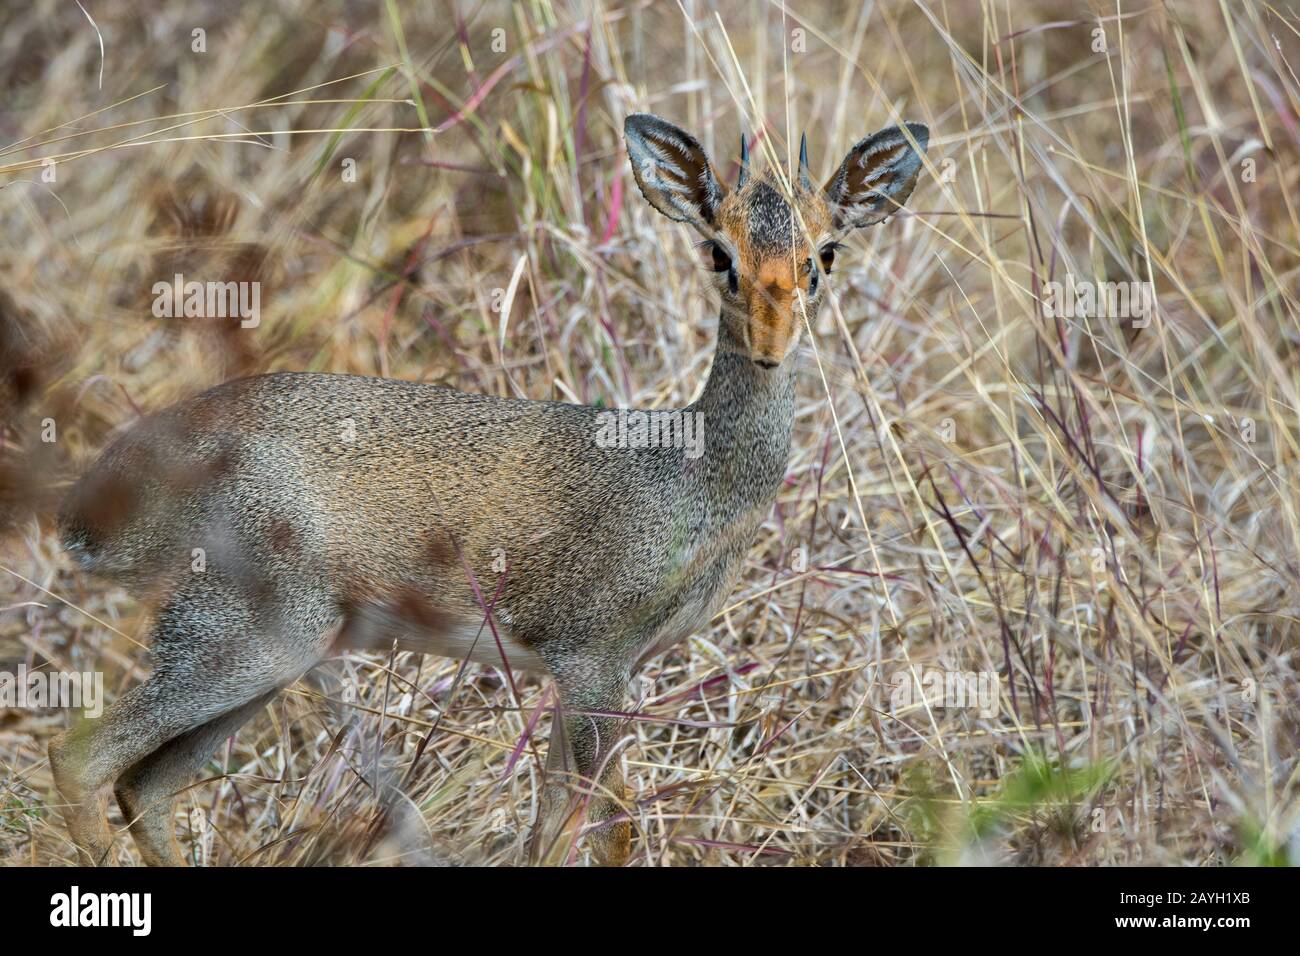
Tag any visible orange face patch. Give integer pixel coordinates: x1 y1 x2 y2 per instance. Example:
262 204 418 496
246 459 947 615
756 258 796 293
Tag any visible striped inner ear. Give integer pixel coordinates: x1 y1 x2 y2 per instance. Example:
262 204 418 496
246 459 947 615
625 114 725 227
825 123 928 227
848 141 912 199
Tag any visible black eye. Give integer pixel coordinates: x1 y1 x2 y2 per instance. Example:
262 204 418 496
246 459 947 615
700 241 738 294
819 244 838 273
710 242 732 273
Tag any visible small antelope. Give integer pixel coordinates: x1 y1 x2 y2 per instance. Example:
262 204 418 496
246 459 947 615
50 113 927 866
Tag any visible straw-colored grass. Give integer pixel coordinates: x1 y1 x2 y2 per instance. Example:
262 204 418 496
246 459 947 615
1 0 1297 866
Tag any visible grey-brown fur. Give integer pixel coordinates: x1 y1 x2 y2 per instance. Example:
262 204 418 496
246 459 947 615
746 179 800 255
49 113 927 866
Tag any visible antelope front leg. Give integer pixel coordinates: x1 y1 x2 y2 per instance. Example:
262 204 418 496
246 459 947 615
532 677 631 866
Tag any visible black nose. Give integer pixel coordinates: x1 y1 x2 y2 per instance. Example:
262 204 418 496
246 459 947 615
754 358 779 370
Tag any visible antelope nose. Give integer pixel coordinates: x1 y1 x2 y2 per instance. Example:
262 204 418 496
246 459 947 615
754 358 779 370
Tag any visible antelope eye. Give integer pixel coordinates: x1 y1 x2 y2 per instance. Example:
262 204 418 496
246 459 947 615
709 242 732 273
819 244 837 273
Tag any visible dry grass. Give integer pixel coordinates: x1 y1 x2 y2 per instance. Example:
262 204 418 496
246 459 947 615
1 0 1298 866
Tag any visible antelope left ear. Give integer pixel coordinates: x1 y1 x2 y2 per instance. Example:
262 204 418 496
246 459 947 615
624 113 727 233
824 122 928 229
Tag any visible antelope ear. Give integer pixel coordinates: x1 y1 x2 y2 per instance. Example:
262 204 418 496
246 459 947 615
624 113 727 232
824 122 928 228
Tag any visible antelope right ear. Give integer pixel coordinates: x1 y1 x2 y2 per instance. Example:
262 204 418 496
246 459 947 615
824 122 929 229
624 114 727 232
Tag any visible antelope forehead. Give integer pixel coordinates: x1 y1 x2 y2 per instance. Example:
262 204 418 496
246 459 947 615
746 181 797 253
